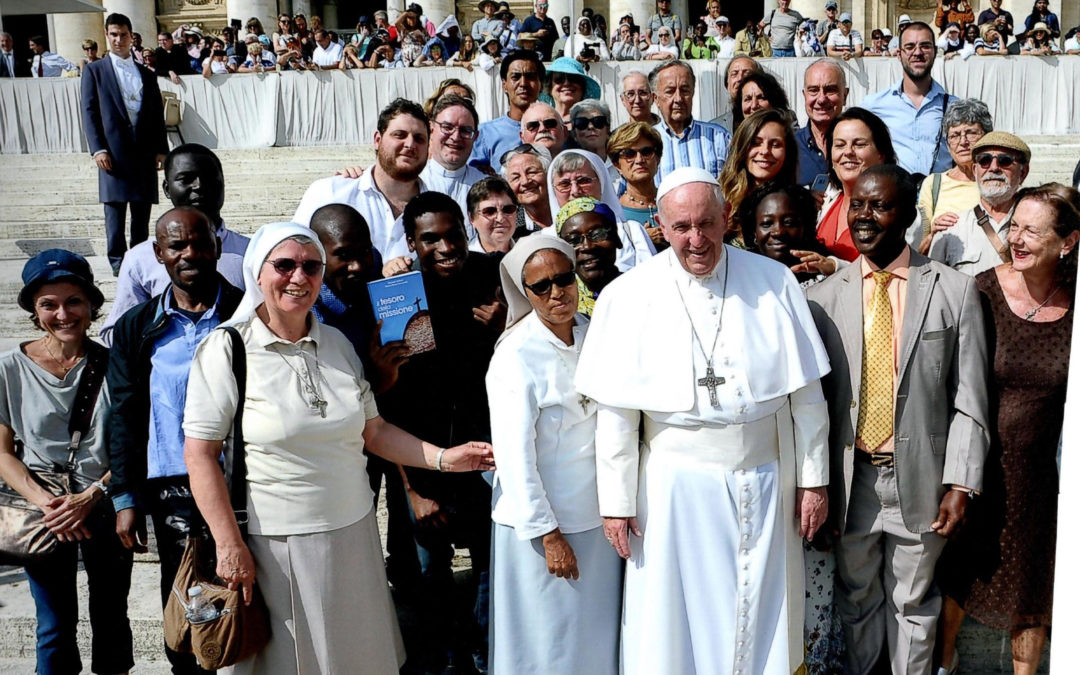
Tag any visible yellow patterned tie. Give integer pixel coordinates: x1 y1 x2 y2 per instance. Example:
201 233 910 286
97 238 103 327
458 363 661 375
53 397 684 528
857 270 894 450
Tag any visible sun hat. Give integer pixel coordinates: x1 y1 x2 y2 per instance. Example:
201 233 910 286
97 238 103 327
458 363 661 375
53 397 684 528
545 57 601 100
18 249 104 312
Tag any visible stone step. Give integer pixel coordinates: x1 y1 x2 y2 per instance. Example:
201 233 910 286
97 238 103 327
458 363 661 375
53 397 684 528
0 146 375 166
0 217 276 243
3 203 298 224
0 186 320 207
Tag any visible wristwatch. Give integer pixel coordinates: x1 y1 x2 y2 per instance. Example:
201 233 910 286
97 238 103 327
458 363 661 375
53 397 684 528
91 480 108 497
950 485 977 499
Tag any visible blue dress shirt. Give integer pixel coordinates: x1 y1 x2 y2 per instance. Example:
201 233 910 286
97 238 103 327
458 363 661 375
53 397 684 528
795 125 829 187
860 78 953 176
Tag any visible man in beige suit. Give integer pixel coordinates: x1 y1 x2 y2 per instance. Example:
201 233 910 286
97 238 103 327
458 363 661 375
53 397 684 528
807 164 990 675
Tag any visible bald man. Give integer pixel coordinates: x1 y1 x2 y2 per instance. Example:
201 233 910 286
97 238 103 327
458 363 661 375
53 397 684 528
519 101 568 157
106 205 244 674
797 59 849 186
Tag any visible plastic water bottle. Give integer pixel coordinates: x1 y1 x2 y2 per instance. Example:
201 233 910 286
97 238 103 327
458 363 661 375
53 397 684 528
185 585 219 623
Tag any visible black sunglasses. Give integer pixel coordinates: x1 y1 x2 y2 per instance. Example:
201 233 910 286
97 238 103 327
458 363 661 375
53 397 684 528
264 258 324 276
617 146 658 161
562 225 614 248
525 117 561 133
572 115 609 131
479 204 517 218
551 72 584 86
523 270 577 295
975 152 1018 169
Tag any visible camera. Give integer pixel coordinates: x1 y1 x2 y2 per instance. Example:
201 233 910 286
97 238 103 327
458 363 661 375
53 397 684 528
213 49 227 57
581 45 596 59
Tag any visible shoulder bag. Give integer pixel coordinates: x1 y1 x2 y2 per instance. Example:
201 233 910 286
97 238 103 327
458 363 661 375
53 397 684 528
0 342 108 566
163 327 270 670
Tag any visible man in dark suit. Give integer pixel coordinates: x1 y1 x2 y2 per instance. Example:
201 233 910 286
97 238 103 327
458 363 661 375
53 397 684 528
0 32 27 78
807 164 990 675
81 13 168 275
154 31 193 83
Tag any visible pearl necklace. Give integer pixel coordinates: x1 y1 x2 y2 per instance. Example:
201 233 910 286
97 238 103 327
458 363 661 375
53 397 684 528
624 190 657 208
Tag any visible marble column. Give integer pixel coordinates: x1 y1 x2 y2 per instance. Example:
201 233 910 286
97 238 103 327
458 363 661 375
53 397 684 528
608 0 654 35
418 0 456 25
104 0 157 45
320 0 339 29
227 0 278 37
50 0 104 65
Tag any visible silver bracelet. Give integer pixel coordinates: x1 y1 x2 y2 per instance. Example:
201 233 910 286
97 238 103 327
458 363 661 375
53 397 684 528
436 447 448 473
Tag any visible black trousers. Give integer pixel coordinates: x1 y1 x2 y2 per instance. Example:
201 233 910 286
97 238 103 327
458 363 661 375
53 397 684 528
103 201 151 269
145 475 215 675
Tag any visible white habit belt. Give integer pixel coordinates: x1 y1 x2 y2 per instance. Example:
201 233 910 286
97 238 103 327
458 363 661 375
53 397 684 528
643 413 780 472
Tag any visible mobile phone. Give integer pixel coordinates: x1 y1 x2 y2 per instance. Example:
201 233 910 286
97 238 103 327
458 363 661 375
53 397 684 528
811 173 830 192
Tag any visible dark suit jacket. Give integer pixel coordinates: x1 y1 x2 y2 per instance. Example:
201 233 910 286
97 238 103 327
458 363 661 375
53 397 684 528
154 45 195 76
807 248 991 534
80 57 168 203
0 51 28 78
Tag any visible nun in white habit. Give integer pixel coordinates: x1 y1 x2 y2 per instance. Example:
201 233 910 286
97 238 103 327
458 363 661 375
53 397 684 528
486 235 622 675
544 148 656 271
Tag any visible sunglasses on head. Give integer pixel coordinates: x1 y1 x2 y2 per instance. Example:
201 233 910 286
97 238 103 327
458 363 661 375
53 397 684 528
523 270 577 295
479 204 517 218
264 258 325 276
617 146 658 161
975 152 1018 169
572 115 609 131
525 117 561 133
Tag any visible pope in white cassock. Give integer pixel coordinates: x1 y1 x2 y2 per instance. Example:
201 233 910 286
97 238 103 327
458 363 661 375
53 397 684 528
575 168 832 675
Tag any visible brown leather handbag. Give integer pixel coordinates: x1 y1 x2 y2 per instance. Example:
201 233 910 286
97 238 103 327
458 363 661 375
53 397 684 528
162 327 270 669
0 343 108 566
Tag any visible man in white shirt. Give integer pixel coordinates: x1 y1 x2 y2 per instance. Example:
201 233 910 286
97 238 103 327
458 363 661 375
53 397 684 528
28 35 77 77
311 29 343 68
930 132 1030 276
420 95 486 240
294 98 429 262
576 167 831 674
713 16 736 57
0 32 21 78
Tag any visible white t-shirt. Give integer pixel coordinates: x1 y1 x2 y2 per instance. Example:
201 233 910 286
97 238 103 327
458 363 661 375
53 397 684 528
312 41 343 66
826 28 863 52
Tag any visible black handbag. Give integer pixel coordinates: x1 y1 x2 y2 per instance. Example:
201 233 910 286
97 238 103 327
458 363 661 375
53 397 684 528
0 342 109 566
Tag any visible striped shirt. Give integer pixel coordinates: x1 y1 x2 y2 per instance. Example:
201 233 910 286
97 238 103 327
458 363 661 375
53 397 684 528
653 118 732 185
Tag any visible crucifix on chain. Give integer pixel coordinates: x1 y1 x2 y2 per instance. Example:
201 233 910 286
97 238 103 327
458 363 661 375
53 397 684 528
697 366 726 407
578 393 591 414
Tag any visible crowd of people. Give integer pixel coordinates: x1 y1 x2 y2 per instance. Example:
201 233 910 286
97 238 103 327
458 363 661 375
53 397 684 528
3 0 1080 81
2 6 1080 675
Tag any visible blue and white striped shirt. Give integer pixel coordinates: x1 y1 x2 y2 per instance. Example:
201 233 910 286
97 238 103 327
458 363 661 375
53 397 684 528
653 118 732 185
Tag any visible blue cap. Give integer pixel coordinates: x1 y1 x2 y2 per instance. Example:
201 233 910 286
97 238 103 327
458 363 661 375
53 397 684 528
18 249 104 312
825 1 838 9
839 12 853 23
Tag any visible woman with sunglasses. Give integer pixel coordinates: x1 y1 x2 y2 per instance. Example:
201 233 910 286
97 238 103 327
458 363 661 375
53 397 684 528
183 222 495 674
568 100 616 179
556 197 624 317
468 177 518 254
487 235 621 674
542 57 601 128
643 26 679 59
610 121 667 251
546 149 656 270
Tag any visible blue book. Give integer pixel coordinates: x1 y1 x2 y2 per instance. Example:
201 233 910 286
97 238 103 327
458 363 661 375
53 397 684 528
367 271 436 355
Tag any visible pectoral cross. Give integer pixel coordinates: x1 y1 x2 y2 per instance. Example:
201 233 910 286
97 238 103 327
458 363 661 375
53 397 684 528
697 365 726 407
578 394 591 414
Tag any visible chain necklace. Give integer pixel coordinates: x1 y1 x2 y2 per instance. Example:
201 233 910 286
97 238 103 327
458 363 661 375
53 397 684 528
671 253 730 407
41 335 82 373
1023 285 1060 321
276 345 327 417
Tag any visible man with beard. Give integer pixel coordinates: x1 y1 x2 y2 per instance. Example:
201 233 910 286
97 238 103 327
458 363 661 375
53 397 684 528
518 101 568 157
100 143 249 345
420 95 487 241
469 50 545 173
378 192 505 673
307 204 421 592
807 165 989 674
929 132 1030 276
294 98 428 261
862 21 953 177
796 59 849 186
651 60 731 183
106 206 244 674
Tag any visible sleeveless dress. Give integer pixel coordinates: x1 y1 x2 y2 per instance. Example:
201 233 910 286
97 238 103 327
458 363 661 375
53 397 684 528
939 269 1071 630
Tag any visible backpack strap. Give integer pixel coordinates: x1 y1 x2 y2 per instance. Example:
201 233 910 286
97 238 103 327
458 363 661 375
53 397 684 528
64 341 109 471
221 327 249 540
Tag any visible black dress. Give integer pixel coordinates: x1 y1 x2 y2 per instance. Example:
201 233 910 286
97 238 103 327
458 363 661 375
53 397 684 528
939 270 1071 630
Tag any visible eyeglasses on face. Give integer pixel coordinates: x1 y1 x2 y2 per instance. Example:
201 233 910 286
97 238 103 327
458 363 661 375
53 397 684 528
523 270 577 295
554 175 597 193
622 89 651 100
264 258 325 276
524 117 561 133
562 225 614 248
975 152 1019 169
947 129 982 145
572 115 609 131
434 120 477 139
479 204 517 218
900 41 935 54
617 146 658 161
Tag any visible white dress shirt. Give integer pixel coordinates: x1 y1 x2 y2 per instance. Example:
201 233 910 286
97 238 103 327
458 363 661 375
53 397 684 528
489 313 601 538
312 41 343 67
293 168 428 260
108 52 143 124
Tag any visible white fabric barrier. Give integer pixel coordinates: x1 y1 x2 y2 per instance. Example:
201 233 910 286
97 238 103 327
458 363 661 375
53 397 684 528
2 56 1078 154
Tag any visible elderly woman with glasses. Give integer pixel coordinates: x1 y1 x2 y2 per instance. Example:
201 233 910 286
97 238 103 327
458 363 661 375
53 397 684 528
487 235 621 675
502 143 554 235
468 176 518 254
568 99 617 181
610 121 667 251
916 98 993 254
546 149 656 269
183 222 494 673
